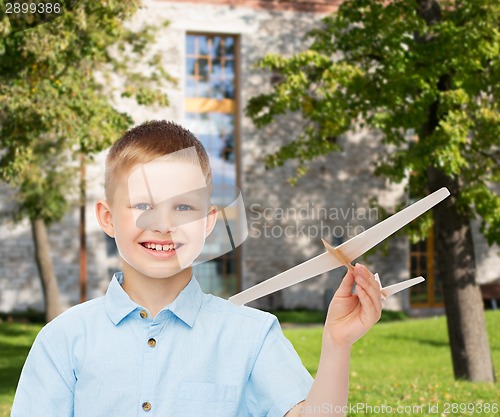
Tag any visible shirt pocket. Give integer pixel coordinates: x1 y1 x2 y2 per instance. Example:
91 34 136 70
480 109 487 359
175 382 238 417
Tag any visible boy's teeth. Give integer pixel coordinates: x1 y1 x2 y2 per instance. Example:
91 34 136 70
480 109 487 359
144 243 175 251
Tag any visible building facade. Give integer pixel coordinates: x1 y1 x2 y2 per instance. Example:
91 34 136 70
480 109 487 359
1 0 499 315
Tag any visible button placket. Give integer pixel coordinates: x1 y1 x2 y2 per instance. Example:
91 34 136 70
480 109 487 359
146 311 168 347
137 315 166 414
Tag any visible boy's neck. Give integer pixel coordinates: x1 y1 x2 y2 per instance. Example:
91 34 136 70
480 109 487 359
121 264 193 319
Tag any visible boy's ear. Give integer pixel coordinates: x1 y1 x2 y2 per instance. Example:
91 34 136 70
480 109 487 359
95 200 115 238
205 205 218 237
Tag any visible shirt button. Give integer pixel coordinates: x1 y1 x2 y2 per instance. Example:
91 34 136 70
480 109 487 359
140 310 148 319
142 401 152 411
148 338 156 347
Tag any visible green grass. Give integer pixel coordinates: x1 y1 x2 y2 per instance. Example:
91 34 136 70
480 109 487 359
0 311 498 417
284 310 500 416
0 322 43 417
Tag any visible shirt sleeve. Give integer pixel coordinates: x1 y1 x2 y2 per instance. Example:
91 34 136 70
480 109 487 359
11 326 75 417
244 315 314 417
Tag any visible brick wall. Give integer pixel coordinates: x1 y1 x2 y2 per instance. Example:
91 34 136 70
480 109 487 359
158 0 340 13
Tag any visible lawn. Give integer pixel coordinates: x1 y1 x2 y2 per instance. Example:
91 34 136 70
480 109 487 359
284 310 500 417
0 310 498 417
0 321 43 417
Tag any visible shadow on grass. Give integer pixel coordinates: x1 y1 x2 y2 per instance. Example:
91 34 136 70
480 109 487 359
381 334 450 348
0 345 31 394
0 326 36 339
0 365 22 392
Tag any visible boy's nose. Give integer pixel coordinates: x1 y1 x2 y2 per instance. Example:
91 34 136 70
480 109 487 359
153 218 176 234
136 204 177 234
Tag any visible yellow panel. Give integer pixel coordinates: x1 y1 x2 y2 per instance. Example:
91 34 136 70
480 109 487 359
185 98 235 113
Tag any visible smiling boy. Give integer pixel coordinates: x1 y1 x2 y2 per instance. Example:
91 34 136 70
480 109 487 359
103 144 216 315
11 120 383 417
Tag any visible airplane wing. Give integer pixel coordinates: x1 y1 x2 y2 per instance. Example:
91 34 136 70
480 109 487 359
228 187 449 305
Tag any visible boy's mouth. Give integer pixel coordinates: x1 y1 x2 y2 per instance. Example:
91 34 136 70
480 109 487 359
140 242 183 252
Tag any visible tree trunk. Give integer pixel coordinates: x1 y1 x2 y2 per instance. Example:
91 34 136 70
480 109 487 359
427 169 494 381
80 153 87 303
30 218 62 322
416 0 494 384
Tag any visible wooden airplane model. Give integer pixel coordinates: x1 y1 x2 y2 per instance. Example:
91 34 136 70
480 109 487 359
228 187 450 306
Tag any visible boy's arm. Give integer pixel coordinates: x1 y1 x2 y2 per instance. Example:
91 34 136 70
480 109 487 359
285 264 382 417
11 327 75 416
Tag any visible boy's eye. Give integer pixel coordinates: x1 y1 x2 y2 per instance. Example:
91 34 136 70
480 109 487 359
176 204 194 211
134 203 153 211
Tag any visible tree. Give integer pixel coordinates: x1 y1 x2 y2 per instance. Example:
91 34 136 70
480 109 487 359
247 0 499 382
0 0 174 321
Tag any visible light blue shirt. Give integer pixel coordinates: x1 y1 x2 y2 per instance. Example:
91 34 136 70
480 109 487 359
11 273 313 416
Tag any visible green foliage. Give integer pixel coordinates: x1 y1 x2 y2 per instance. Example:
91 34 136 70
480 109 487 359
270 309 408 324
0 308 45 323
0 0 175 224
246 0 500 245
272 309 327 324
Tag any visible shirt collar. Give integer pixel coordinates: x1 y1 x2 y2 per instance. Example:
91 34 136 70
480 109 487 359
104 272 204 327
104 272 137 326
167 275 204 327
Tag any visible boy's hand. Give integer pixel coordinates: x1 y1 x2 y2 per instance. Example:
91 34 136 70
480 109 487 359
323 264 382 349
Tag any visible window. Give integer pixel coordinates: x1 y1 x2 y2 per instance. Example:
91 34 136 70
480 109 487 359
184 33 240 298
409 227 444 307
406 135 443 308
185 35 235 100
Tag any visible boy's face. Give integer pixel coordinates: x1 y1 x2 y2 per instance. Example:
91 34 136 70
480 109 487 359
109 156 216 279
